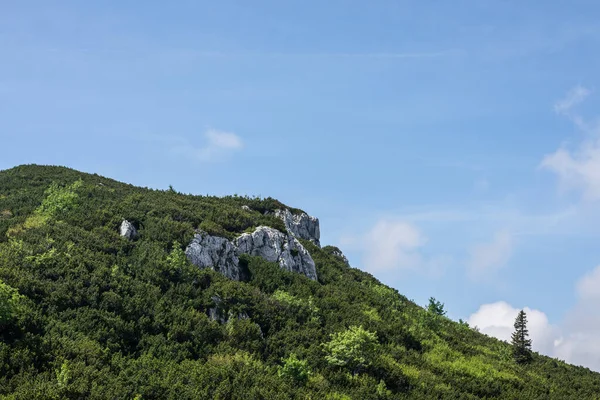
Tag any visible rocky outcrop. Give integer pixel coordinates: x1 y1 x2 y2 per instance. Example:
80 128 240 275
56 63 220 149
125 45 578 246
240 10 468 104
119 220 138 240
185 227 318 282
185 207 321 282
235 226 318 280
185 232 240 280
274 209 320 247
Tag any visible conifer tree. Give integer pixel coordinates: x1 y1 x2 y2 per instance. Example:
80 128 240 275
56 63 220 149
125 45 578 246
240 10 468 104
427 297 446 316
511 310 533 364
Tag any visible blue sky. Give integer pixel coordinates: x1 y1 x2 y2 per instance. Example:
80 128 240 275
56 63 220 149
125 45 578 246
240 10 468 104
3 0 600 370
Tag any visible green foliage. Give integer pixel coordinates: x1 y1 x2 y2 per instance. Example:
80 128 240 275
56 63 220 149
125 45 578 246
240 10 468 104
0 165 598 399
323 325 379 374
512 310 533 364
0 279 23 326
166 241 189 276
56 360 71 388
278 353 311 385
427 297 446 316
37 179 83 218
376 379 392 398
272 290 304 308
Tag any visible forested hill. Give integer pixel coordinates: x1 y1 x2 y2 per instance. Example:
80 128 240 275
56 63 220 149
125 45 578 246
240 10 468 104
0 164 599 399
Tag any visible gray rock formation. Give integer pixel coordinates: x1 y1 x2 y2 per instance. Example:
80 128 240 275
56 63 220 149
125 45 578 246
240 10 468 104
185 231 241 280
241 205 251 211
185 226 318 281
236 226 317 280
274 209 320 247
119 220 138 240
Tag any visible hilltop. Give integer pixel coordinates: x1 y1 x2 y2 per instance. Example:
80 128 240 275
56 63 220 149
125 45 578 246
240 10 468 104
0 164 599 399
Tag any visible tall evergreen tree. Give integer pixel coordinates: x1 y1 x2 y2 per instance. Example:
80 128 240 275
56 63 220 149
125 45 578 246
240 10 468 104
511 310 533 364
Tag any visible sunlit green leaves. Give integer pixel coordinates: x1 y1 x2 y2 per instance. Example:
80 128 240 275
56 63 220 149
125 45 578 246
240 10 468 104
323 325 379 374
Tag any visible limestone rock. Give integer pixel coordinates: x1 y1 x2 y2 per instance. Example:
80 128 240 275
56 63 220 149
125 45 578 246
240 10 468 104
235 226 318 281
185 231 240 280
185 224 318 282
119 220 138 240
241 205 251 211
275 209 320 247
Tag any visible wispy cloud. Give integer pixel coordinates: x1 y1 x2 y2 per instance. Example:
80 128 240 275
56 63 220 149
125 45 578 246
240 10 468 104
576 265 600 301
554 85 591 116
340 218 451 277
341 219 425 272
553 265 600 371
467 230 513 280
541 86 600 200
541 141 600 200
387 204 580 236
363 219 425 272
169 129 243 163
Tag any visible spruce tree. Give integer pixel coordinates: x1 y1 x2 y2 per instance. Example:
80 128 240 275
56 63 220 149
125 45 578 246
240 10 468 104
511 310 533 364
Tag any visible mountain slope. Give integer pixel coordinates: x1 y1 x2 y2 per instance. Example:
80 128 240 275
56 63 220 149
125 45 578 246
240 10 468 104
0 164 599 399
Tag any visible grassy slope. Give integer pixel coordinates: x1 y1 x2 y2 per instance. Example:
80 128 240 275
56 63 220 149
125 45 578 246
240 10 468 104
0 164 598 399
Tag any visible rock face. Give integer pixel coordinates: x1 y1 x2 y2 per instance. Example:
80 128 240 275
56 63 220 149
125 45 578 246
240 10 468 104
185 227 318 282
235 226 318 280
185 232 240 280
119 220 138 240
241 205 251 211
274 209 320 247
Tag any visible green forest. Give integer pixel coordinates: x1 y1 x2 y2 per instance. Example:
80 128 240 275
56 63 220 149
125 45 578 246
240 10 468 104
0 164 599 399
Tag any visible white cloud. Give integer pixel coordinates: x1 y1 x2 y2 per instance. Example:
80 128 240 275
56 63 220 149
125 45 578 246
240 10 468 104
467 230 513 279
171 129 243 162
541 138 600 200
554 85 590 116
391 204 582 237
468 302 558 355
361 219 426 272
469 265 600 372
204 129 243 150
541 86 600 201
554 265 600 371
576 265 600 301
339 218 452 277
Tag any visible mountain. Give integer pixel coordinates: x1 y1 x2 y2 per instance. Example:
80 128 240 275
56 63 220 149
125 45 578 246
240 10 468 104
0 164 599 399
